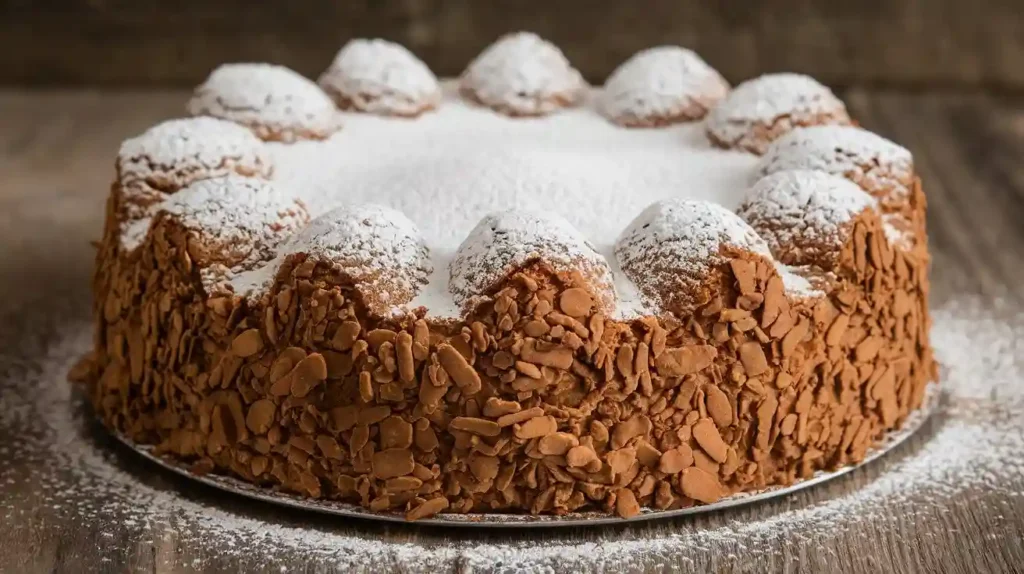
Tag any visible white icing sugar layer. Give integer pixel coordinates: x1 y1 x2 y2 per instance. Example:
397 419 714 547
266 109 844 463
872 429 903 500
126 80 883 320
252 83 758 318
188 63 342 142
448 210 614 313
319 39 441 117
460 32 587 116
599 46 729 126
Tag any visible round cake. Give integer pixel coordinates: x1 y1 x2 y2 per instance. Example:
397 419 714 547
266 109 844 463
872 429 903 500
74 32 935 520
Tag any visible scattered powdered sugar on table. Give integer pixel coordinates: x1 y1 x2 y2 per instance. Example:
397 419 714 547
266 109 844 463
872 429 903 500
1 296 1022 572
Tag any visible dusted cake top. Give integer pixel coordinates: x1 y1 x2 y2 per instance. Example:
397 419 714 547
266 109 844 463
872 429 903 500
114 35 915 322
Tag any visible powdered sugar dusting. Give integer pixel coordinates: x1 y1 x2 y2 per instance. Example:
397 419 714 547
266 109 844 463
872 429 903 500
188 63 342 142
756 125 914 198
739 170 877 257
460 32 587 116
883 213 914 248
447 210 614 313
774 262 823 299
615 199 771 310
4 296 1020 573
319 39 441 117
599 46 729 126
706 73 849 149
122 83 759 319
254 82 757 319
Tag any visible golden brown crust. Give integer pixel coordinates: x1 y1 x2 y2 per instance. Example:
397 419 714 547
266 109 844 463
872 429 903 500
77 169 935 520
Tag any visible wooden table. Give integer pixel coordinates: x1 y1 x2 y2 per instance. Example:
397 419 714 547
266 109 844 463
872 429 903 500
0 90 1022 573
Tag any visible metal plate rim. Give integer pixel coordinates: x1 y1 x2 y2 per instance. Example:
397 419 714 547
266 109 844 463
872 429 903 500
106 385 939 528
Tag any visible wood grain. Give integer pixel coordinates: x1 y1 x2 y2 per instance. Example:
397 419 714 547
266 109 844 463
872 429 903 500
0 90 1022 573
2 1 1024 89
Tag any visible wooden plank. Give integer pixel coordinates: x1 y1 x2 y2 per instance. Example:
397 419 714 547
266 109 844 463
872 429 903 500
1 0 1024 89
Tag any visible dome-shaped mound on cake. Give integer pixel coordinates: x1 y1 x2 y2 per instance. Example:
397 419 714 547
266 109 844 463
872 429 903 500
188 63 343 142
319 39 441 117
451 210 615 314
599 46 729 127
79 32 936 523
157 176 308 280
460 32 587 116
277 204 431 312
615 199 772 313
706 73 851 154
115 117 274 242
739 170 877 269
755 125 915 214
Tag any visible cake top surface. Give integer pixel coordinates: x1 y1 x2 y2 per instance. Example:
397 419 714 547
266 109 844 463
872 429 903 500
119 52 912 322
261 83 758 317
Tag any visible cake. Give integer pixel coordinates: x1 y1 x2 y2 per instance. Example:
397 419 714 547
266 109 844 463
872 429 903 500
74 31 935 521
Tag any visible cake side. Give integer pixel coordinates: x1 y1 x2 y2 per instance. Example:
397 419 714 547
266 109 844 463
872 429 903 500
77 173 934 520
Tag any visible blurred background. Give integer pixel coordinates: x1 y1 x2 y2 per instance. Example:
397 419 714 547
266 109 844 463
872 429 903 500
2 0 1023 90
